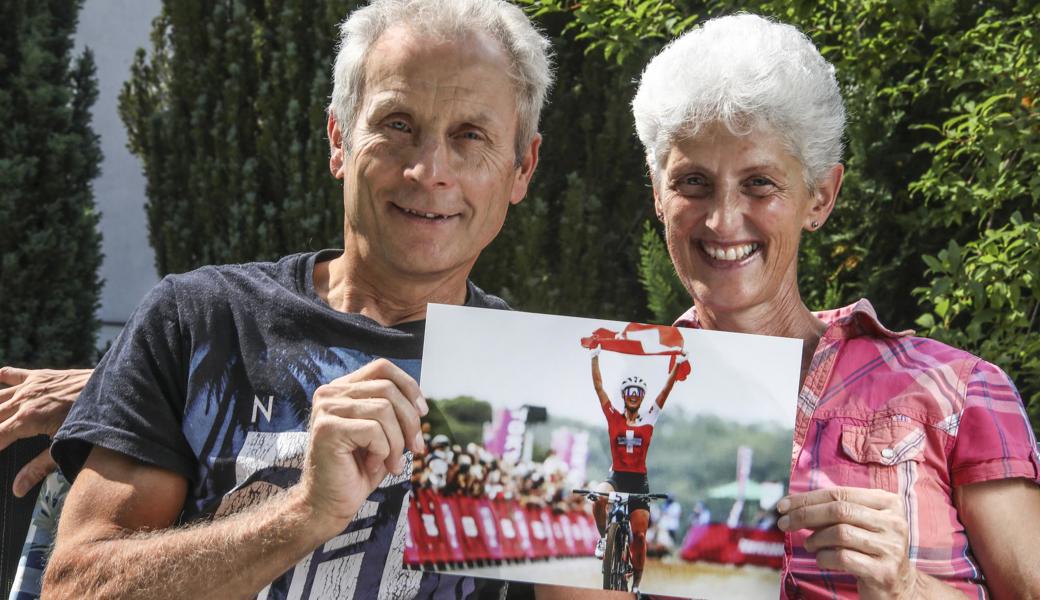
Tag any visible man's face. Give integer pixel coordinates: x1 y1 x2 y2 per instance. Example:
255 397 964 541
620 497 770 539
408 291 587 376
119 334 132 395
329 25 539 281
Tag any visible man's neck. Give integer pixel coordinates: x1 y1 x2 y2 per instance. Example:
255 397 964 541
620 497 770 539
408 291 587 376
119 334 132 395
314 252 471 327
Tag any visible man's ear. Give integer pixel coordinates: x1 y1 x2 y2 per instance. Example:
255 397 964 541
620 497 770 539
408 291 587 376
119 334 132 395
328 114 345 180
805 163 844 231
509 133 541 205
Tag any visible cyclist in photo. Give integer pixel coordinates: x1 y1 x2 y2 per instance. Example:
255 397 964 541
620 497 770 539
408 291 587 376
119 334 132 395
589 347 686 592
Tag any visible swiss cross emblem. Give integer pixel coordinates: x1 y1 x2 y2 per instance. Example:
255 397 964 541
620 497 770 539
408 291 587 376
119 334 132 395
616 429 643 453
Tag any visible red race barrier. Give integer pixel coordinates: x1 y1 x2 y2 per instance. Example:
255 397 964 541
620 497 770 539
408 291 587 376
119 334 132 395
436 495 467 564
493 498 522 560
453 495 489 562
510 500 536 560
476 498 504 562
408 491 615 564
555 512 578 556
525 506 551 557
680 523 784 569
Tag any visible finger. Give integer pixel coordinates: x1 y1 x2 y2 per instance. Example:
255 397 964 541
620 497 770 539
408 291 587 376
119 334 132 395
0 366 30 386
803 523 887 556
343 379 424 453
337 359 427 416
0 415 35 453
813 547 878 580
322 398 407 475
778 499 885 533
778 486 895 513
347 419 393 475
12 450 56 498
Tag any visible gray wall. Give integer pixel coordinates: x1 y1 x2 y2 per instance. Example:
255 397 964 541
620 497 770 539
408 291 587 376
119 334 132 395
74 0 163 350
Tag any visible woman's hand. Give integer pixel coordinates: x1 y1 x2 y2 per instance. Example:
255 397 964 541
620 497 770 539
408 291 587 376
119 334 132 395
777 486 919 599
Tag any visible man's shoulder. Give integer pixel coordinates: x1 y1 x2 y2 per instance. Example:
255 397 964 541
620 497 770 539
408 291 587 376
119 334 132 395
466 281 511 311
163 252 310 295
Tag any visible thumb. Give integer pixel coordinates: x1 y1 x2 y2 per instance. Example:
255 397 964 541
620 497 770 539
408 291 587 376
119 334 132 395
13 449 57 498
0 366 30 386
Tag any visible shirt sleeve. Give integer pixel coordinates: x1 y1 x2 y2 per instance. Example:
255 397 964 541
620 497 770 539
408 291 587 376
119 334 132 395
949 359 1040 488
51 276 196 484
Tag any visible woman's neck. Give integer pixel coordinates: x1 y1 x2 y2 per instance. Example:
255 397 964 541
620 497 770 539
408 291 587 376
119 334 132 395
695 294 826 390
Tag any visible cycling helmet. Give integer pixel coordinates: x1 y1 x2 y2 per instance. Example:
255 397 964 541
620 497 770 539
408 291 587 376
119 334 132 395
620 376 647 397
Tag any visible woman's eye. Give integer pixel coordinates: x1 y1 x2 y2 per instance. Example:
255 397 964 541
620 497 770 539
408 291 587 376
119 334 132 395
674 174 710 196
386 120 410 132
746 176 775 188
457 130 484 142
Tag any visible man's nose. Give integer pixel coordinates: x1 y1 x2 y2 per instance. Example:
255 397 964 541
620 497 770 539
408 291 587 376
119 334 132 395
404 138 456 190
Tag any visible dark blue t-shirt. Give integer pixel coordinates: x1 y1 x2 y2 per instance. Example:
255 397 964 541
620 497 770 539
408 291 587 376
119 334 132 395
52 250 509 600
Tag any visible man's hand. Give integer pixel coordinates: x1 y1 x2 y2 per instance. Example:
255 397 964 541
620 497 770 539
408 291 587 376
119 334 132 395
297 358 429 537
777 487 919 600
0 366 92 496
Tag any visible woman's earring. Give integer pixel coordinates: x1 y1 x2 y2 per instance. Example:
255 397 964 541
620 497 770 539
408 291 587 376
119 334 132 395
811 220 820 230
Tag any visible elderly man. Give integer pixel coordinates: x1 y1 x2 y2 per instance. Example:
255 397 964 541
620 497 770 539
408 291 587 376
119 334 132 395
10 0 552 598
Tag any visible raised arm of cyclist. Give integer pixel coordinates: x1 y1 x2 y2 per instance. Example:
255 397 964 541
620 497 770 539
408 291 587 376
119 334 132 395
590 349 612 414
654 352 687 410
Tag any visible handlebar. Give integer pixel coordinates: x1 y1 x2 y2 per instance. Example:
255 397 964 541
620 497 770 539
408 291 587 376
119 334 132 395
572 489 668 502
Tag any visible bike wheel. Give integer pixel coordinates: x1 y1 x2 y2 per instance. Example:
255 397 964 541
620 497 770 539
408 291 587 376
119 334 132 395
602 522 629 591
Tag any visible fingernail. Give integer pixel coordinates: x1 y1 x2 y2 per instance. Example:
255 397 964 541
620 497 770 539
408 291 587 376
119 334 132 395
777 515 790 530
414 431 425 453
417 395 429 416
777 498 790 513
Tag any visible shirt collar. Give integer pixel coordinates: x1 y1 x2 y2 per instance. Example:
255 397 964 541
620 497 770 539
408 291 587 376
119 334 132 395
672 298 913 340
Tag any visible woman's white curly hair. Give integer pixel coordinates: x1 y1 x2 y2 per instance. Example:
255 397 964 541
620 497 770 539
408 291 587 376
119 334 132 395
632 13 846 188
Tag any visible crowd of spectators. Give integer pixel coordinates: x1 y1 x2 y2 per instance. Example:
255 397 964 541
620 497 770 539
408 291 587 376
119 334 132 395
410 431 587 515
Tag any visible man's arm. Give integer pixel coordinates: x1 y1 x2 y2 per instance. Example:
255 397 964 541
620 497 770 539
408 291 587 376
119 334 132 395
0 366 91 496
590 350 611 413
44 359 427 599
653 353 686 410
44 447 328 599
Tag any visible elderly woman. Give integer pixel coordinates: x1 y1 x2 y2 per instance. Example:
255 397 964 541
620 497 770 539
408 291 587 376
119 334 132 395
628 13 1040 599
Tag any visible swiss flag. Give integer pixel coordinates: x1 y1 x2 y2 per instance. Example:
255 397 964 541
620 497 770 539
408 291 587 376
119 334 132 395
581 323 691 381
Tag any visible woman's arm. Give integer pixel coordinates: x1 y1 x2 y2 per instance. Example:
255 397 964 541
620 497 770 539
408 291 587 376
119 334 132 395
956 477 1040 600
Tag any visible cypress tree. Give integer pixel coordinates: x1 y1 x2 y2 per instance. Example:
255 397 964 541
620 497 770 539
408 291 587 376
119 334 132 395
0 0 101 367
119 0 363 276
0 0 101 594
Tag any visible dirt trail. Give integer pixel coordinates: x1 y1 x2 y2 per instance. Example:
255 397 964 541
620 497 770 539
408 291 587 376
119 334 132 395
445 556 780 599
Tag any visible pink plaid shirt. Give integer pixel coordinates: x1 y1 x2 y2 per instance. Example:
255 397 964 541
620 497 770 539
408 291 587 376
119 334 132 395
675 299 1040 598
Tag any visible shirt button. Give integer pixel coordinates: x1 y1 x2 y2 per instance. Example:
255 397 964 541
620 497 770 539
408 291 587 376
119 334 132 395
881 448 895 459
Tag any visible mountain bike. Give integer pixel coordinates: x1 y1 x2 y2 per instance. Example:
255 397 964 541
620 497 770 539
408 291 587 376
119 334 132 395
574 488 667 592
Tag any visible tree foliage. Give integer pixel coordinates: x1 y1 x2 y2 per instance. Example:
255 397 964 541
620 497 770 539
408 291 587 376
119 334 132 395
121 0 1040 430
527 0 1040 430
119 0 362 276
0 0 102 368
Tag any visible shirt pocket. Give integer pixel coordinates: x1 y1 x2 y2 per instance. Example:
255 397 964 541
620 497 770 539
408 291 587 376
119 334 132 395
840 417 926 492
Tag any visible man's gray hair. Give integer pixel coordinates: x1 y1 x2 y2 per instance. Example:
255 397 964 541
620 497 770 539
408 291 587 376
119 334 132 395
329 0 554 160
632 14 846 188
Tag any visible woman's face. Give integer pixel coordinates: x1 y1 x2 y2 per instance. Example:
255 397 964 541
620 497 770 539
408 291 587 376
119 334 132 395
654 122 834 317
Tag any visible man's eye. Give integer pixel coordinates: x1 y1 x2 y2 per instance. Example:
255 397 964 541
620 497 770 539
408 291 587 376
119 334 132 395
386 120 410 132
457 130 484 142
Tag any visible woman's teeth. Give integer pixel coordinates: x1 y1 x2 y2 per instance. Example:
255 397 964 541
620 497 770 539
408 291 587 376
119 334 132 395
702 242 759 262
